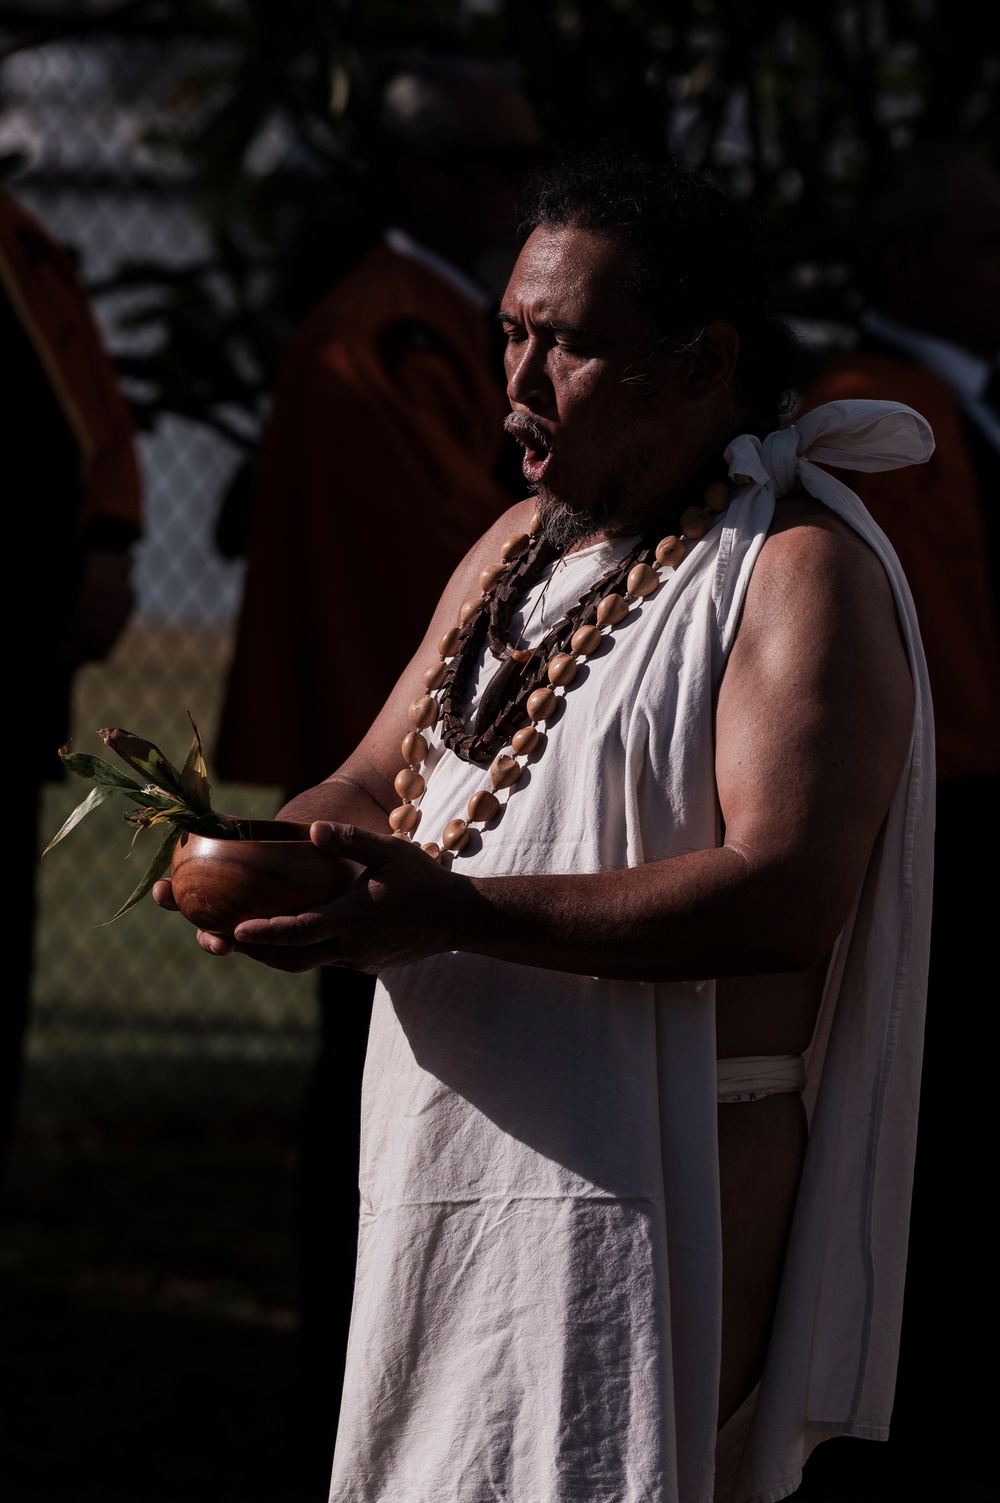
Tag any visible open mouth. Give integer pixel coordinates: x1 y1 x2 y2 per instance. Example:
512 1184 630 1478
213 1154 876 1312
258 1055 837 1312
505 414 554 485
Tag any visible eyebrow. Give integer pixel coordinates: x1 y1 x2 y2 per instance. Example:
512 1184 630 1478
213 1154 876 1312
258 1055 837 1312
496 308 591 339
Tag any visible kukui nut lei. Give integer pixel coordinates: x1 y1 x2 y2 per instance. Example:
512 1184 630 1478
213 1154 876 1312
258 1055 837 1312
392 476 734 859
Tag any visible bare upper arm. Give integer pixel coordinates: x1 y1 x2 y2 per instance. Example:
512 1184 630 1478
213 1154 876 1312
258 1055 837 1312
715 495 913 965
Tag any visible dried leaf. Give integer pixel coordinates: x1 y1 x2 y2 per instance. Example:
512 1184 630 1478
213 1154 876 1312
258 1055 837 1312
99 825 181 924
122 803 237 839
136 787 195 814
98 728 187 800
42 784 119 856
135 798 188 823
180 712 213 813
169 809 233 836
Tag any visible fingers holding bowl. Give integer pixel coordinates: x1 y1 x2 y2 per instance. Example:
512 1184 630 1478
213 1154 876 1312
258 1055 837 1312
197 930 236 957
152 879 178 911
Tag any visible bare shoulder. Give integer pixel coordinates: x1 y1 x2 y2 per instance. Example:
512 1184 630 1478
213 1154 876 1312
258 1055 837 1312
440 497 538 609
760 489 890 580
478 497 538 555
736 490 900 654
722 486 912 767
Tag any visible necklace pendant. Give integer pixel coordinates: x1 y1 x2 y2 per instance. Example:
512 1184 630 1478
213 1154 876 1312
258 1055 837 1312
474 654 523 736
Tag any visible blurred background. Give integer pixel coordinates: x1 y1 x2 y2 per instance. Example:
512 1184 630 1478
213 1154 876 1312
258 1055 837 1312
2 2 996 1500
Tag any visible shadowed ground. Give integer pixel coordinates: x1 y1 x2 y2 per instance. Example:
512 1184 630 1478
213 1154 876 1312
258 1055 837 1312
0 1105 330 1503
2 1078 987 1503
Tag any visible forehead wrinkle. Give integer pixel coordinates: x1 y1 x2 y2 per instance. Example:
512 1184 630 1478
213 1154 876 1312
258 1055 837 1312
499 277 630 339
497 307 590 338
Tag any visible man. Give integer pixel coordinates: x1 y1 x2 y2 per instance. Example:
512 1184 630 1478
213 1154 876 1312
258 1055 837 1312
159 153 933 1501
799 151 998 1496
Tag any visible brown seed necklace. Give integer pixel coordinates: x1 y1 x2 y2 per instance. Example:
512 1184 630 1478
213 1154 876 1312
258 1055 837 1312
390 474 734 858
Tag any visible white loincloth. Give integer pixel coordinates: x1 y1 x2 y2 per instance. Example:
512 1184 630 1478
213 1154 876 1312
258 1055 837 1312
716 1054 806 1103
329 401 936 1503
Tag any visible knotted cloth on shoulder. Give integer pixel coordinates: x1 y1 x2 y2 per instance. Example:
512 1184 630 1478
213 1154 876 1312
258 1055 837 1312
711 399 936 659
726 398 935 499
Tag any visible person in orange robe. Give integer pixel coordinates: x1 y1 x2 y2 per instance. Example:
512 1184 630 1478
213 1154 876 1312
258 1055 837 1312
214 65 543 1479
216 70 542 788
215 236 515 789
797 150 999 1500
2 188 142 1184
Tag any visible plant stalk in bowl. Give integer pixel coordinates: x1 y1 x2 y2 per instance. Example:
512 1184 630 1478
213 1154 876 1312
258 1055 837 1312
44 716 356 931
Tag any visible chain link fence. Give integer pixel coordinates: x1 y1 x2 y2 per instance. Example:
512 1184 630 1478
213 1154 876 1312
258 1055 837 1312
5 29 317 1127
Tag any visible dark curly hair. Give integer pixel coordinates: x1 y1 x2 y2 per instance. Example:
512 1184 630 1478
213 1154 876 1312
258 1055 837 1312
521 148 799 436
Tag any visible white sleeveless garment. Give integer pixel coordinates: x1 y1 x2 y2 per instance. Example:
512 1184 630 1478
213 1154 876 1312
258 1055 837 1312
328 400 936 1503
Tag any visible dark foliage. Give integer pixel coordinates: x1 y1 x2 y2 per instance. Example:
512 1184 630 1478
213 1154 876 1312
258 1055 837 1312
1 0 996 439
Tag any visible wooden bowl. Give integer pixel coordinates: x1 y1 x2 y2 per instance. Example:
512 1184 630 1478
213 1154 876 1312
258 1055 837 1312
171 820 357 935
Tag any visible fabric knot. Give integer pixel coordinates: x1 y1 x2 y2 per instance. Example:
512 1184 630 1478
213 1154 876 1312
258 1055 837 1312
725 402 933 504
760 425 801 498
724 433 769 488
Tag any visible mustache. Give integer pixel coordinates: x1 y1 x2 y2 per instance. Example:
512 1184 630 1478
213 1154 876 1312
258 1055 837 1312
504 412 555 453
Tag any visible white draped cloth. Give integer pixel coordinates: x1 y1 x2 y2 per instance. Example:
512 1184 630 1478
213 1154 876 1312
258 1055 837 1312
329 400 935 1503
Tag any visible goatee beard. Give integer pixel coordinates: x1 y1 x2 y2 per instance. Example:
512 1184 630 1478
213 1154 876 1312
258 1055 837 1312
535 452 653 551
535 493 615 551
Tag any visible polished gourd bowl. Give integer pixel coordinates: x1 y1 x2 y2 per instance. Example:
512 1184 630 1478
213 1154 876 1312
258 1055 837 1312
171 820 356 935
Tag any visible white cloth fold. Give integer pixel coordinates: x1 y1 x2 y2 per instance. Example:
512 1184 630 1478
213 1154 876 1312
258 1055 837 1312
716 1054 805 1102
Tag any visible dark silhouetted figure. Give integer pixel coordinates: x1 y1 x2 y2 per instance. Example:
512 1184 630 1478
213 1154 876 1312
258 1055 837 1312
2 189 141 1187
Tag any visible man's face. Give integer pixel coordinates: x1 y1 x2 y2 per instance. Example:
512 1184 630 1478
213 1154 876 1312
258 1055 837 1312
500 224 687 543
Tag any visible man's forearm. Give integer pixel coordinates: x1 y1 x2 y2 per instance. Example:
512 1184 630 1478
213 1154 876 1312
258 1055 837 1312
279 773 392 835
223 821 849 980
454 846 832 983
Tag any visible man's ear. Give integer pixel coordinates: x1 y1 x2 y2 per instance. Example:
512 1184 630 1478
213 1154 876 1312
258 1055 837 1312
676 320 740 397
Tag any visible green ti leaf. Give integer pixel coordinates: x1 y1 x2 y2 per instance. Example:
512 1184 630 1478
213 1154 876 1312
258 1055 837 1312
59 748 143 792
98 728 188 802
42 784 120 856
99 824 182 925
180 712 213 814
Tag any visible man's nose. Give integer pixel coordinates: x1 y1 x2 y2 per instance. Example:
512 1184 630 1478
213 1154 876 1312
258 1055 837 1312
506 339 553 413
